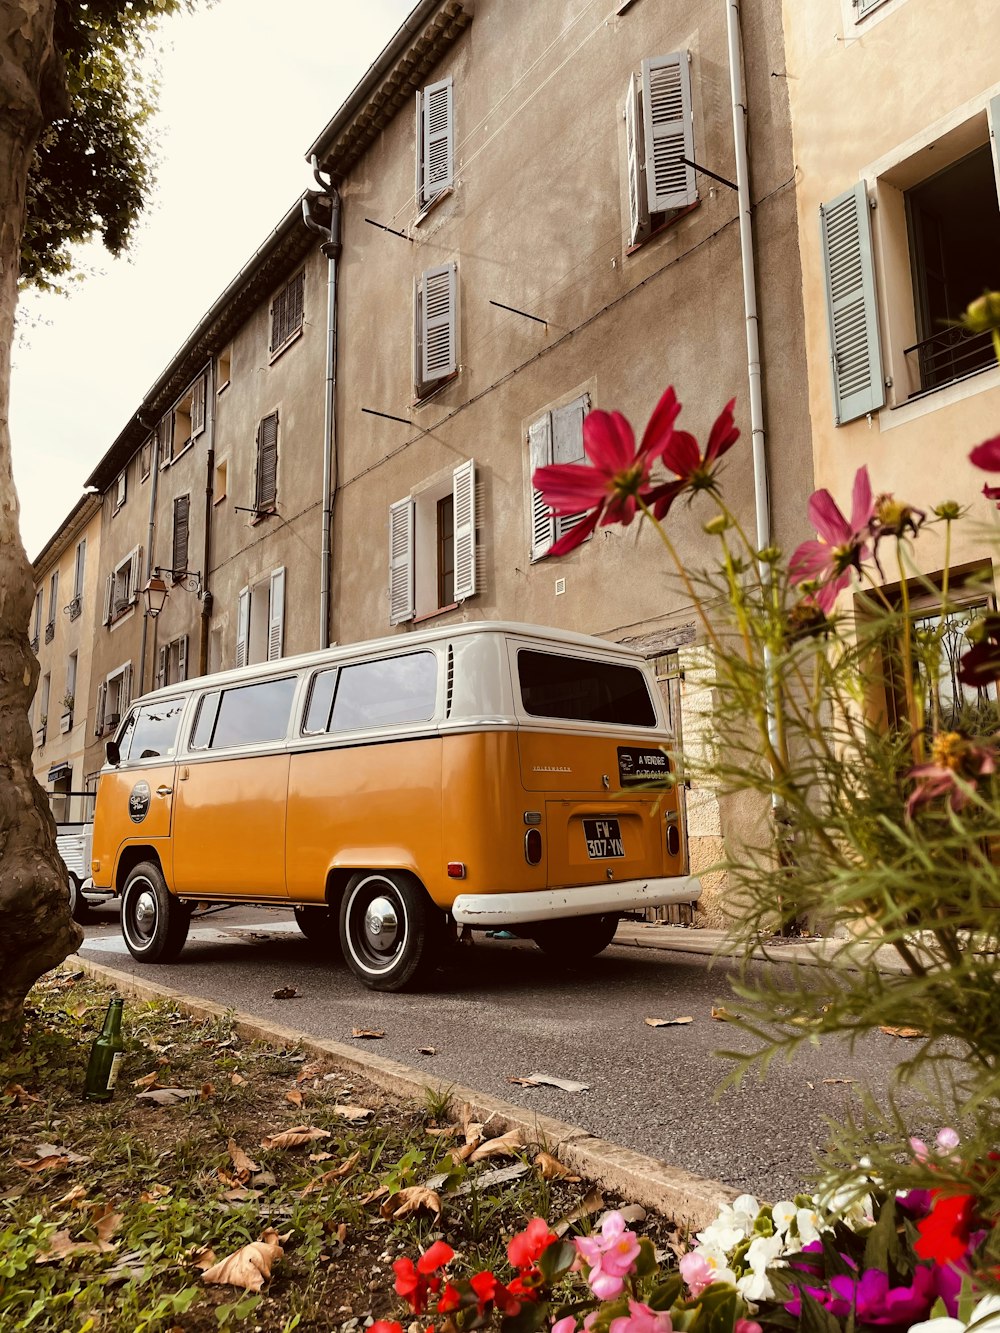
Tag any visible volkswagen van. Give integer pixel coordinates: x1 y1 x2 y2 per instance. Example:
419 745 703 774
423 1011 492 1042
91 622 700 990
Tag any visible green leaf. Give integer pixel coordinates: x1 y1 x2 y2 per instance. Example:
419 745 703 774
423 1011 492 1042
501 1298 551 1333
797 1285 845 1333
647 1274 683 1310
538 1239 576 1283
863 1194 899 1273
633 1237 658 1279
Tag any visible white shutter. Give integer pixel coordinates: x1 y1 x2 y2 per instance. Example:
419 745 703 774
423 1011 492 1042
422 76 454 205
191 374 206 437
528 414 555 561
990 95 1000 205
452 460 477 602
95 682 107 737
156 646 167 689
388 498 415 625
267 567 285 661
641 53 696 214
129 545 143 603
122 663 133 710
420 263 457 387
235 586 250 668
103 574 113 625
552 396 589 545
820 182 885 424
415 89 424 207
178 634 188 682
624 73 648 246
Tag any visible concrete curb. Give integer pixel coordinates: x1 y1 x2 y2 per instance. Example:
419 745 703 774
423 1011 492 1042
67 953 737 1229
613 926 908 973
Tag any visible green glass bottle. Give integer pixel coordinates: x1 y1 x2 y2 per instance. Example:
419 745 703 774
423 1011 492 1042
84 997 125 1102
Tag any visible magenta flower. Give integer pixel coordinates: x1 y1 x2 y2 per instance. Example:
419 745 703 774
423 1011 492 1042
787 1266 936 1326
968 435 1000 508
905 732 997 817
646 399 739 519
533 388 683 555
608 1300 673 1333
790 466 876 613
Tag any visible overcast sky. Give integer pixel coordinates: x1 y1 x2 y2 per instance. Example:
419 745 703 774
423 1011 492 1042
11 0 415 561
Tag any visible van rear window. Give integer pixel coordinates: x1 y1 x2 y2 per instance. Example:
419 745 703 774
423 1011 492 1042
516 650 656 726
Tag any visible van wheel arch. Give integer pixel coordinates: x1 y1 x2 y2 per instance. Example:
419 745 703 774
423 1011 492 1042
116 845 164 894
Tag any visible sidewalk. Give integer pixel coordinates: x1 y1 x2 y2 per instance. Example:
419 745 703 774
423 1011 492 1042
614 920 909 972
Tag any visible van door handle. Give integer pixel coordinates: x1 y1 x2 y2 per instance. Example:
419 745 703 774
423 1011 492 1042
156 785 173 797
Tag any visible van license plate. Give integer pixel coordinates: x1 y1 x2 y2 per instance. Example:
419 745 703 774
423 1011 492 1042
583 818 624 859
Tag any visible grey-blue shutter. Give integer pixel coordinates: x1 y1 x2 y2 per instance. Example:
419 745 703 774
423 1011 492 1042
552 396 589 545
420 263 457 387
990 95 1000 202
267 567 285 661
422 77 454 205
452 460 477 602
819 183 884 425
641 53 696 214
529 414 554 561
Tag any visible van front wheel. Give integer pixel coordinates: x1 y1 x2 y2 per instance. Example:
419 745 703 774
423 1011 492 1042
121 862 191 963
339 871 440 991
530 912 620 960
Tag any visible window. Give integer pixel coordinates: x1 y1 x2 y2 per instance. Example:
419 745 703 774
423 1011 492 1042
235 568 285 667
517 650 657 727
64 652 78 718
193 676 296 750
254 412 279 514
624 53 697 248
169 374 206 459
114 469 127 510
38 672 50 735
95 661 133 736
304 653 438 735
140 435 152 481
389 461 477 624
172 494 190 577
414 263 458 398
270 271 304 357
31 589 42 650
45 570 58 642
69 538 85 619
217 345 232 392
156 635 188 688
528 395 590 560
124 698 185 763
157 416 174 469
854 0 891 18
103 546 142 625
416 76 453 212
214 458 228 504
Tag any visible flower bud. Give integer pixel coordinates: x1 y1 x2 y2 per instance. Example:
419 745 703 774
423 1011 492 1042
962 291 1000 334
932 501 962 521
704 514 730 536
756 545 782 565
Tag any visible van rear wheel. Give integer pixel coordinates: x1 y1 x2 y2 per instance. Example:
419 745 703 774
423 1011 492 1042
121 862 191 963
339 871 441 991
530 912 620 960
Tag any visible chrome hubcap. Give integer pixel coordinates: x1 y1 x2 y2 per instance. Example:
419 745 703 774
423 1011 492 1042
364 895 399 954
134 889 156 937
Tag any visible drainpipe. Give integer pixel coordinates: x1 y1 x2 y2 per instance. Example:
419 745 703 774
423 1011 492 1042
200 359 215 677
137 413 158 695
302 160 342 650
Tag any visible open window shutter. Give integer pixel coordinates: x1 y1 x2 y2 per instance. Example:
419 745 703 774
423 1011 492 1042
422 76 454 204
388 498 415 625
289 272 304 338
130 546 143 602
95 682 107 737
267 567 285 661
420 263 457 387
990 96 1000 204
820 182 885 424
122 663 133 710
256 413 278 510
641 53 696 214
529 414 555 560
178 634 188 682
270 286 286 353
191 375 206 437
552 396 590 544
172 495 190 574
235 587 250 668
156 646 167 689
103 574 113 625
624 73 648 246
452 459 477 602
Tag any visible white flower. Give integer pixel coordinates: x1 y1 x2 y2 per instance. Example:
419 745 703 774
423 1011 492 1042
772 1201 797 1236
795 1206 824 1247
735 1233 785 1303
696 1195 761 1252
910 1295 1000 1333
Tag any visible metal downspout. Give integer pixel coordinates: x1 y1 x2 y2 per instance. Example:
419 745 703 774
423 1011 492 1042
137 414 158 694
200 358 215 677
303 161 342 650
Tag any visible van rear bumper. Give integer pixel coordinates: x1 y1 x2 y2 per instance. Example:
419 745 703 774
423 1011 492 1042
451 875 701 926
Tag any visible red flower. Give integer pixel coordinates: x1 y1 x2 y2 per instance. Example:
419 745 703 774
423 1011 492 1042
369 1323 404 1333
969 434 1000 471
646 398 739 518
436 1281 461 1313
468 1269 520 1316
914 1193 978 1265
508 1217 557 1271
394 1243 455 1314
419 1241 455 1274
532 387 682 555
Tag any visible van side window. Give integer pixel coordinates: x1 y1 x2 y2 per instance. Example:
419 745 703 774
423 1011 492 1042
517 650 656 726
328 652 437 732
126 699 185 762
203 677 297 750
190 690 221 750
303 669 337 735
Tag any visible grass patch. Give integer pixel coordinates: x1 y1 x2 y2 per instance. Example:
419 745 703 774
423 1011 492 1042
0 968 680 1332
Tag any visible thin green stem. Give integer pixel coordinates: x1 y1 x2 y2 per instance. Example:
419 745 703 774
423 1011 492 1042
636 496 724 654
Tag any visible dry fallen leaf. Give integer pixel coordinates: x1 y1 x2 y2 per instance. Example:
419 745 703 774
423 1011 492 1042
822 1077 856 1085
260 1125 331 1150
333 1104 373 1122
16 1155 69 1173
191 1246 217 1271
54 1185 88 1208
468 1128 523 1163
230 1072 247 1086
200 1083 215 1102
554 1186 604 1237
136 1087 199 1106
201 1228 283 1292
510 1076 539 1087
4 1083 42 1105
296 1063 323 1084
359 1185 389 1206
133 1071 164 1090
309 1151 335 1162
36 1228 117 1264
228 1139 260 1181
879 1025 926 1039
380 1185 442 1220
645 1016 694 1028
534 1151 580 1181
425 1126 457 1138
285 1089 304 1108
272 986 299 1000
710 1006 736 1022
299 1151 361 1196
351 1028 385 1040
90 1206 122 1244
139 1184 172 1204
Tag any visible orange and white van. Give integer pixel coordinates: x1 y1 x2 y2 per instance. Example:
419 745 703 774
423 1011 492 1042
91 622 700 990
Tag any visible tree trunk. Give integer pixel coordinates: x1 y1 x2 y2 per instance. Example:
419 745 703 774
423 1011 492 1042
0 0 84 1048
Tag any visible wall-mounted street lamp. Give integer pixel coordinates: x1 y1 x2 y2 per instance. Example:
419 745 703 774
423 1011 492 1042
142 566 202 618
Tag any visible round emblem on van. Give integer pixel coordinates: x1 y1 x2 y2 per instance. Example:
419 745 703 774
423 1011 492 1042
128 780 151 824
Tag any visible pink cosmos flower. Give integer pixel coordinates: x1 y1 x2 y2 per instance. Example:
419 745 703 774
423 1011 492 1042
608 1300 673 1333
533 388 683 555
905 731 997 817
679 1251 716 1297
968 436 1000 508
646 399 739 519
790 466 876 613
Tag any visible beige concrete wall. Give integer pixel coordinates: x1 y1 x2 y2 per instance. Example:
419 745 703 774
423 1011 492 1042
782 0 1000 577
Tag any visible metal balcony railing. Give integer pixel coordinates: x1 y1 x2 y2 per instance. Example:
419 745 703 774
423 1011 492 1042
904 324 996 396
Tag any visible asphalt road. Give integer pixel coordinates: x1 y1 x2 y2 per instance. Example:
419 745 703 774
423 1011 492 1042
78 903 938 1202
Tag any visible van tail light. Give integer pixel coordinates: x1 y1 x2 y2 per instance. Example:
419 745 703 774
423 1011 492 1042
524 828 543 865
667 824 680 857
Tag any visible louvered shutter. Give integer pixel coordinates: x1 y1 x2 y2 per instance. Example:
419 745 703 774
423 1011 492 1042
129 546 143 603
177 635 188 682
267 567 285 661
624 73 648 246
855 0 889 15
552 396 590 545
158 416 173 467
270 286 286 353
422 77 454 205
191 375 206 437
641 53 696 214
289 272 304 339
820 183 884 425
414 89 424 206
95 682 107 737
103 574 113 625
529 414 555 561
420 263 457 388
172 495 190 575
235 587 250 668
389 498 415 625
452 460 477 601
156 646 167 689
990 96 1000 203
256 413 279 510
122 663 133 710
